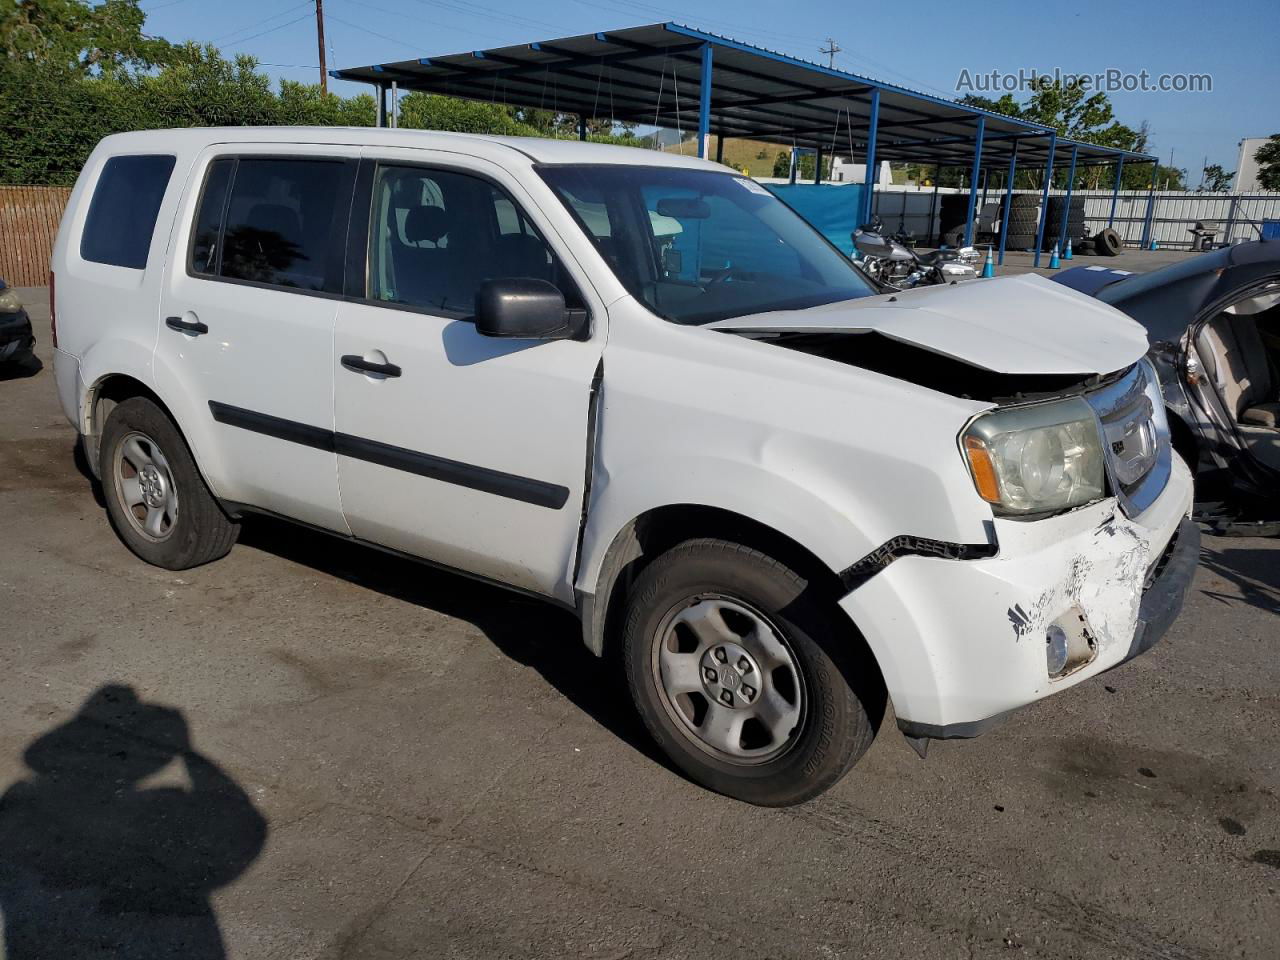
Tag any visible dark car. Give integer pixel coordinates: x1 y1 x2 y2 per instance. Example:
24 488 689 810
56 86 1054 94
1053 241 1280 531
0 279 36 367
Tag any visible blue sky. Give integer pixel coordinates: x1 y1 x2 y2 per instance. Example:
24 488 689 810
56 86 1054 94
143 0 1279 176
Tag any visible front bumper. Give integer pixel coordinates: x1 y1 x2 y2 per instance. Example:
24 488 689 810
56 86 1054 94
0 308 34 361
839 455 1196 737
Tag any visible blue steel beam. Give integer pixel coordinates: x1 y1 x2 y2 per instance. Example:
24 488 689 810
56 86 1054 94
998 139 1019 265
1032 132 1057 267
863 88 880 225
1108 157 1125 227
1056 144 1079 254
697 43 713 158
963 116 985 246
1140 164 1158 248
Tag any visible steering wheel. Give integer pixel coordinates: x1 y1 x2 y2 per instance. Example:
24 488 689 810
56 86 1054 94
704 266 753 287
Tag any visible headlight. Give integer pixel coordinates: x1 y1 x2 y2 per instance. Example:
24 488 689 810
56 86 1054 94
962 397 1105 517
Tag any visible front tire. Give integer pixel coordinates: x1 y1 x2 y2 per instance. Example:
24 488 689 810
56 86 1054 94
622 539 883 806
99 396 238 569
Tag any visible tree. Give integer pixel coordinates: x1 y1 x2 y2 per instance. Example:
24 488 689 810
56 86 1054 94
958 88 1155 190
1200 164 1233 191
772 151 791 178
1 0 177 74
1255 136 1280 191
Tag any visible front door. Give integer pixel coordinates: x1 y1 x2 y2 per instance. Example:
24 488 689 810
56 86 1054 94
333 153 603 601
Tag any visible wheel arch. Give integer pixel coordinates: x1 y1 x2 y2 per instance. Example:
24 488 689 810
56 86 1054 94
81 373 175 479
579 503 851 661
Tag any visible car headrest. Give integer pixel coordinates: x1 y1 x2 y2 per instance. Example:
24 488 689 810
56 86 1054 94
404 205 451 245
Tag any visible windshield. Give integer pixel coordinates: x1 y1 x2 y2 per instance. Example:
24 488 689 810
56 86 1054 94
538 165 877 325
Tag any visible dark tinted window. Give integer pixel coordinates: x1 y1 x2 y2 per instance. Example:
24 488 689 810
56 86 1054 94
190 160 234 275
366 164 583 316
218 159 347 292
80 155 176 268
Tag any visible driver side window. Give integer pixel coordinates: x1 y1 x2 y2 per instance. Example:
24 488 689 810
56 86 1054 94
366 164 583 316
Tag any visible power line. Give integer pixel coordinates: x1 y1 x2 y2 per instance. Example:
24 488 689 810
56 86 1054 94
223 13 314 51
211 2 314 45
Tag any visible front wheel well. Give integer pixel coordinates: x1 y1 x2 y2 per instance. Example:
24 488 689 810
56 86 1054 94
585 504 848 661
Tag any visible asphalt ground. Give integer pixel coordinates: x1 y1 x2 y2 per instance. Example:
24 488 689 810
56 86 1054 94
1 286 1277 959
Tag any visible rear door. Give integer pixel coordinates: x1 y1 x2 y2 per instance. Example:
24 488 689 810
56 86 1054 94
154 146 357 531
332 149 604 601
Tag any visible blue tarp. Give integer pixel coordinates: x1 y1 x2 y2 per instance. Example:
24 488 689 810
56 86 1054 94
765 184 866 256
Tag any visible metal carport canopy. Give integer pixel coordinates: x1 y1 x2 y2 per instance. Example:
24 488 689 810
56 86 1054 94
331 22 1157 170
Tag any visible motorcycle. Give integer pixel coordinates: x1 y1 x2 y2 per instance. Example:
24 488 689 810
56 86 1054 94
851 216 980 289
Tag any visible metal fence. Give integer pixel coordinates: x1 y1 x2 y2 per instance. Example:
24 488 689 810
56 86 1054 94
855 184 1280 249
0 186 71 287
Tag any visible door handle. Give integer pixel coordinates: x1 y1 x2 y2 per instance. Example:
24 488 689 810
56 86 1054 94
165 316 208 335
341 354 402 378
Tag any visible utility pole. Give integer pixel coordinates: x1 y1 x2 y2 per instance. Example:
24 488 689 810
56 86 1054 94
315 0 328 95
819 38 841 69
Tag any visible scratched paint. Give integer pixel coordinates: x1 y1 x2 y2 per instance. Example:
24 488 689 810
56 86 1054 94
1009 512 1151 654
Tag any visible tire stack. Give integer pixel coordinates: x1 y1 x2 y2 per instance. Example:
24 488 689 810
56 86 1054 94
1003 195 1039 250
1041 196 1087 250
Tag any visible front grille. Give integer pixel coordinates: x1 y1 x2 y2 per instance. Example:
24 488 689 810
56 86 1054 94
1084 362 1173 518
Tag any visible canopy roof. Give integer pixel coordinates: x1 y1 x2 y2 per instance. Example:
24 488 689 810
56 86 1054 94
333 22 1156 170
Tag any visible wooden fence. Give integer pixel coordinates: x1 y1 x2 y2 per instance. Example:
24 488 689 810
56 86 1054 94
0 186 71 287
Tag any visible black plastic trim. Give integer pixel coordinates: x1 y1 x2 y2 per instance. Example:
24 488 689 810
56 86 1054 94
837 533 998 594
335 433 569 509
207 401 569 509
1124 517 1200 659
209 401 334 452
897 714 1007 741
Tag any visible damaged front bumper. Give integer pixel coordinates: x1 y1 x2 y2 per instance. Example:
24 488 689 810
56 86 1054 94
838 456 1197 741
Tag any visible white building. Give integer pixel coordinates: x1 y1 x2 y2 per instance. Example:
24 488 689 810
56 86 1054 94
829 158 894 185
1233 137 1272 192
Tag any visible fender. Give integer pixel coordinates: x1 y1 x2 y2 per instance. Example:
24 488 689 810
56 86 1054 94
575 454 890 657
579 455 882 599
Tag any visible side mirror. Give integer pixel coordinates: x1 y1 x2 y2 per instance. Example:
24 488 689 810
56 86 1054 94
475 278 579 340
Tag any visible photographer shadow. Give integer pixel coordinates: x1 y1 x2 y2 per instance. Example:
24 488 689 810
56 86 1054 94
0 685 266 959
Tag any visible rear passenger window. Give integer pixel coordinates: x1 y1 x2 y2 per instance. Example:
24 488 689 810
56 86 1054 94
80 155 176 269
190 157 349 293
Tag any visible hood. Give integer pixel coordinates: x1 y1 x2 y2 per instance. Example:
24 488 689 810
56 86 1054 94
706 273 1150 376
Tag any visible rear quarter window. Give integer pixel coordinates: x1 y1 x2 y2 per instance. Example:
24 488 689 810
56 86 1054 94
80 155 177 269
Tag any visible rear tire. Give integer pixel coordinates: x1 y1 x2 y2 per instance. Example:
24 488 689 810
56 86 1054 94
622 539 883 806
99 396 238 569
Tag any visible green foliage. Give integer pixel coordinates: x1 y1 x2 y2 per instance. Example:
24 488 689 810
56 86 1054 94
957 88 1169 190
399 93 537 136
2 0 177 73
1254 136 1280 191
1201 164 1233 191
772 151 791 178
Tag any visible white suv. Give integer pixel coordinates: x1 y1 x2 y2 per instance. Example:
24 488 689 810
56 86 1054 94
51 128 1198 805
